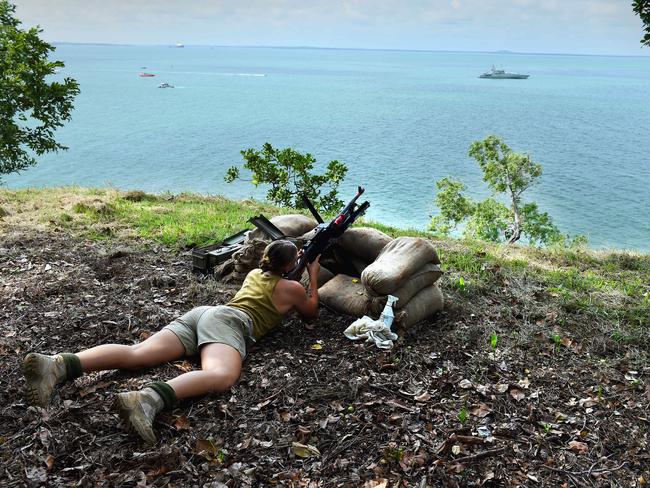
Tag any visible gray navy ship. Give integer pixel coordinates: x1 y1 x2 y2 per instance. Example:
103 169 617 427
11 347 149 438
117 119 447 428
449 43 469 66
479 66 529 79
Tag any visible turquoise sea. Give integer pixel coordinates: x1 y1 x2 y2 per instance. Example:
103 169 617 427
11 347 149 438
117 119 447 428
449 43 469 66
4 44 650 251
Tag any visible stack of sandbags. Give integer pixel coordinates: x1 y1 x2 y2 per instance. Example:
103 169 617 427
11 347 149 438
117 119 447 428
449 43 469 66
361 237 444 327
367 264 443 315
361 237 440 295
318 236 444 328
393 283 444 328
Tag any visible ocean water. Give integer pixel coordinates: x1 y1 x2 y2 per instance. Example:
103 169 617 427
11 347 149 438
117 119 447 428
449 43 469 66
4 44 650 251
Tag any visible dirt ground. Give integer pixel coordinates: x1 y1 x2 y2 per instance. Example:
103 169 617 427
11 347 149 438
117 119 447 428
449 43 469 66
1 229 648 487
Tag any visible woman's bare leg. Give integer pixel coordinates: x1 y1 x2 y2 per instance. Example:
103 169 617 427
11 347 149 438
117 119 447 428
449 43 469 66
76 329 186 372
166 342 242 399
115 343 241 443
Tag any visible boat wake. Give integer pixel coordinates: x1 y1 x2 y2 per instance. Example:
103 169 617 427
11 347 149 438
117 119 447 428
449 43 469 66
177 71 267 77
94 69 267 77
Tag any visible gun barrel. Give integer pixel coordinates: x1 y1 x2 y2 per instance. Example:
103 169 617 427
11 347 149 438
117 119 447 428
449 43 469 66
339 186 365 217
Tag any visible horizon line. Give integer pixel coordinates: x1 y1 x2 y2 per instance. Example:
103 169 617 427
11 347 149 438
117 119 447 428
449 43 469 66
51 41 650 59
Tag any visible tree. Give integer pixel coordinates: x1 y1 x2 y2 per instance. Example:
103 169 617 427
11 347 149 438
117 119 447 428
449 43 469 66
633 0 650 47
225 143 348 213
0 1 79 183
429 136 575 247
468 136 543 244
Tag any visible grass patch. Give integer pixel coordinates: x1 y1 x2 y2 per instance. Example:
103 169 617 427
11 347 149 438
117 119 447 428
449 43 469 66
357 219 433 239
111 194 305 248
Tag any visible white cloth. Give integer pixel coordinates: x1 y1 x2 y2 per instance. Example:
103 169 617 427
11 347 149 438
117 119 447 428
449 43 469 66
344 316 398 349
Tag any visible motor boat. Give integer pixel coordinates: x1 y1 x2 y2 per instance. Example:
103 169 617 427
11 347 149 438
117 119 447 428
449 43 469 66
158 82 174 88
139 72 156 77
479 66 529 79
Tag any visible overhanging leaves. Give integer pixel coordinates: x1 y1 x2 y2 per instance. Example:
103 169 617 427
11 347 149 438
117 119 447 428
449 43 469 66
0 1 80 182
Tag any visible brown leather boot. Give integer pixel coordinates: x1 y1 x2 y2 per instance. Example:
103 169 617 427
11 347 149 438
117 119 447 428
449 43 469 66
22 353 67 407
114 388 164 444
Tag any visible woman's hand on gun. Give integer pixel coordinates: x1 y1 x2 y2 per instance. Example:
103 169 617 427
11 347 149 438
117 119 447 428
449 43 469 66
307 255 321 278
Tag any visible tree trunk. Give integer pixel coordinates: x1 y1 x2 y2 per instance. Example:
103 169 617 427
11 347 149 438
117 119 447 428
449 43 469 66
507 209 521 244
507 187 521 244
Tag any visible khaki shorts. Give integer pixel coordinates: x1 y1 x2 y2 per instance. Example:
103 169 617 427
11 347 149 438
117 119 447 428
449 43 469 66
163 305 254 360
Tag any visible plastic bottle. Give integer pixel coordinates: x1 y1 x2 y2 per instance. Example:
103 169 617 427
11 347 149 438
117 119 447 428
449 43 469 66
379 295 398 330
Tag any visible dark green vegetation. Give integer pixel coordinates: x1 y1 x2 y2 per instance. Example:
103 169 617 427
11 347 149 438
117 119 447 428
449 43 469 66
633 0 650 46
1 187 648 486
0 1 79 182
225 143 348 213
430 136 583 247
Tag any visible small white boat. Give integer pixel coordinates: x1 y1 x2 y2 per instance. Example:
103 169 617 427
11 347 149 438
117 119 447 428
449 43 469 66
158 82 174 88
175 42 184 48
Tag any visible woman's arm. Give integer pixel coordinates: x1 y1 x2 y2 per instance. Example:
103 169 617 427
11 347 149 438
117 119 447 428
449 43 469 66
278 256 320 321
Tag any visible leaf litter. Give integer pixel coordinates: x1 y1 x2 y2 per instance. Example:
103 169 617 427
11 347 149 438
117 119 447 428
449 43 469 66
1 229 649 486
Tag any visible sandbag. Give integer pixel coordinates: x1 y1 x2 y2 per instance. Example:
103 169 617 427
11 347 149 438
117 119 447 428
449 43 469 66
337 227 393 262
361 237 441 296
246 214 318 242
221 270 248 284
231 239 268 274
300 265 335 289
213 259 235 279
394 283 444 329
368 263 444 315
318 274 372 318
393 263 443 308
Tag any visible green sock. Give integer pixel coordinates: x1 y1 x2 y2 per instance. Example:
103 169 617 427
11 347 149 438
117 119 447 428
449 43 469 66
60 353 83 380
148 381 177 410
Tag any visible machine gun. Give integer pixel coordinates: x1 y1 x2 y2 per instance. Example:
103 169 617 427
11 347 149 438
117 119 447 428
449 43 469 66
285 186 370 281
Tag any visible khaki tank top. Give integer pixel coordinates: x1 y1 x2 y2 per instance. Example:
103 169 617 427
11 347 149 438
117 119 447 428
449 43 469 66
228 269 284 340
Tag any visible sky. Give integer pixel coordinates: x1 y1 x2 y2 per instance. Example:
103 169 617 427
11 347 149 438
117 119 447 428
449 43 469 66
12 0 650 56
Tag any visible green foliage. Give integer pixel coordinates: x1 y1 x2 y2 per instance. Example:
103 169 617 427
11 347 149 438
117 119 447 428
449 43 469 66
430 135 577 247
225 142 348 213
521 202 562 246
429 177 475 235
468 136 542 198
551 334 562 353
452 275 467 293
490 332 498 349
0 1 80 182
457 406 468 424
633 0 650 47
464 198 511 242
383 445 404 462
